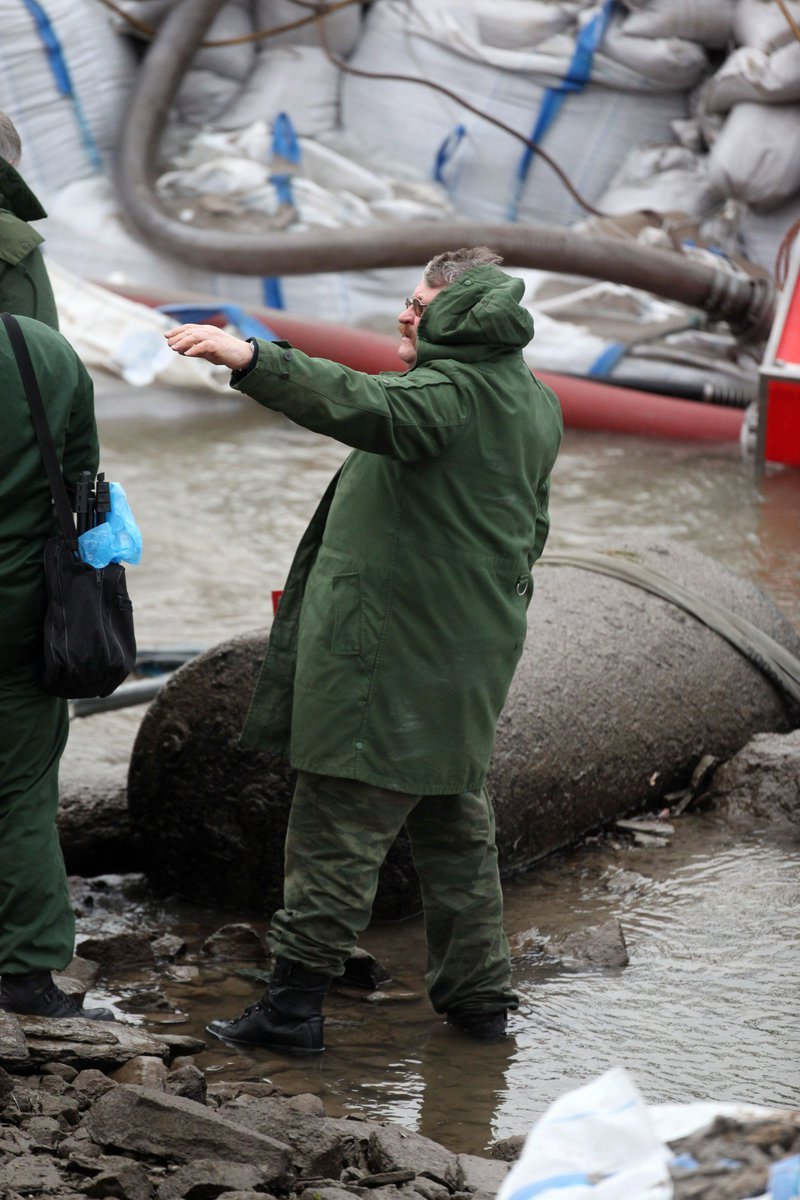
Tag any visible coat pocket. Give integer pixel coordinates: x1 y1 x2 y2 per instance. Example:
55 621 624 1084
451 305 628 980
330 572 362 655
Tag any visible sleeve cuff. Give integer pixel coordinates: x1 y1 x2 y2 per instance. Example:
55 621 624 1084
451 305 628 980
230 338 259 385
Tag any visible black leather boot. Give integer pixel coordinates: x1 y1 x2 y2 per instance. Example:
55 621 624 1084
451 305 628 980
447 1008 508 1042
0 971 114 1021
206 957 330 1054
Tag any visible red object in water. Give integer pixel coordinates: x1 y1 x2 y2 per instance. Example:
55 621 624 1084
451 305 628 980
760 246 800 468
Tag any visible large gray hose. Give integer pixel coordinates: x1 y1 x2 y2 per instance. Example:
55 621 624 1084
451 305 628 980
114 0 775 340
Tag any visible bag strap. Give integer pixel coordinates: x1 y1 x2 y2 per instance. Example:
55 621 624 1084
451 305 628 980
1 312 80 552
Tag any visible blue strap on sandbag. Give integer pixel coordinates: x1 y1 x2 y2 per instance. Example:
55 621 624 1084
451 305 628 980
264 113 301 311
433 123 467 184
587 341 627 378
21 0 103 171
506 0 616 221
156 303 279 343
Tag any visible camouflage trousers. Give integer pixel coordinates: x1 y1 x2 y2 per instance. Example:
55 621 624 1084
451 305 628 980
269 771 518 1016
0 665 74 976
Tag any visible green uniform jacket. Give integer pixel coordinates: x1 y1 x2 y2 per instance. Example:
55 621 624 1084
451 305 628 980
0 158 59 330
235 265 563 794
0 316 98 672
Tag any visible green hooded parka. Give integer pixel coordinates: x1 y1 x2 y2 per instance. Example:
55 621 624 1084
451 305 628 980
0 158 59 330
235 265 563 794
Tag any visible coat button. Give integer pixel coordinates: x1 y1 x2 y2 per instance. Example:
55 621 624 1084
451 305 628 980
279 371 290 381
282 349 292 359
355 741 364 751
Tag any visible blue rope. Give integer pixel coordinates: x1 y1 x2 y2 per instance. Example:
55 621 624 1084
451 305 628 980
433 123 467 183
21 0 103 171
506 0 616 221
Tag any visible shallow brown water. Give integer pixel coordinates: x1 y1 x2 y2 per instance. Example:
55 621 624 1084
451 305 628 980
63 377 800 1155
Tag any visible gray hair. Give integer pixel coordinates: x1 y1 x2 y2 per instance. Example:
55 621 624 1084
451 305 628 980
0 112 21 165
422 246 504 288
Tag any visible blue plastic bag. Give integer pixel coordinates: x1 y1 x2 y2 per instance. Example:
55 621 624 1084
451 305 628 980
78 482 143 568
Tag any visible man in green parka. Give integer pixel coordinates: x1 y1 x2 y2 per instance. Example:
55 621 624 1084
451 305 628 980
0 315 112 1020
166 247 563 1052
0 113 59 330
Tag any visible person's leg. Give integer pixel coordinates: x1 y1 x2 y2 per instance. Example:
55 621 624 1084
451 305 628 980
405 786 517 1038
0 665 113 1020
206 770 420 1051
0 666 73 977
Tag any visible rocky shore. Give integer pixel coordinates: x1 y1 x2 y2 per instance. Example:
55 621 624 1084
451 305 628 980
1 1006 798 1200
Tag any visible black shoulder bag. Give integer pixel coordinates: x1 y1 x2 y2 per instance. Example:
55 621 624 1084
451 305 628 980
2 312 136 698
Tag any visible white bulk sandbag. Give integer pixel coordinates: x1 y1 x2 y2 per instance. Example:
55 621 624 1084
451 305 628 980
0 0 138 198
598 144 715 216
621 0 735 49
103 0 176 39
601 16 709 90
475 0 588 50
701 43 800 114
176 0 257 127
215 45 340 136
253 0 362 58
40 175 269 308
341 0 689 226
365 0 706 92
739 195 800 271
708 102 800 210
734 0 800 53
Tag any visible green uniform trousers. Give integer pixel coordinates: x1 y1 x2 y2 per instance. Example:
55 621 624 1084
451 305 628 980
269 771 518 1016
0 665 74 976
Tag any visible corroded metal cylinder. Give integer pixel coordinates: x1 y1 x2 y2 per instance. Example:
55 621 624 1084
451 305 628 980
127 540 799 916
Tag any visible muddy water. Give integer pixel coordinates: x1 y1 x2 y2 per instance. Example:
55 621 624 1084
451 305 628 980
64 377 800 1154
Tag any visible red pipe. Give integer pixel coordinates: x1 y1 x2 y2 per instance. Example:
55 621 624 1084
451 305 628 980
120 287 744 443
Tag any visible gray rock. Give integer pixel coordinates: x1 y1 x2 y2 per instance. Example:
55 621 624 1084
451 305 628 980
22 1115 62 1150
165 1064 207 1105
128 541 800 916
18 1019 169 1071
157 1158 280 1200
701 729 800 833
151 935 187 961
546 919 630 968
86 1084 293 1173
0 1012 30 1072
0 1063 15 1102
201 924 264 960
148 1032 206 1060
80 1155 153 1200
411 1180 450 1200
60 957 102 990
218 1095 350 1178
367 1125 463 1190
110 1055 169 1089
76 931 155 970
456 1154 509 1200
72 1069 118 1106
0 1153 65 1194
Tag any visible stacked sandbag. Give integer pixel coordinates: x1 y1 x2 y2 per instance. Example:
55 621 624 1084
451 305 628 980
599 0 800 275
108 0 362 135
339 0 704 228
0 0 137 197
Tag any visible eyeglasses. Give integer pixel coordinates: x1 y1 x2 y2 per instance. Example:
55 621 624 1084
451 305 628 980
404 297 428 317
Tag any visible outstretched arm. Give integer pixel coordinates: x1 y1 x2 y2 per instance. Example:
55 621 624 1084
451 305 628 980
165 323 254 371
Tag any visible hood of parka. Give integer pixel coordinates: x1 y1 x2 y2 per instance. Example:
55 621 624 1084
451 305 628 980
0 157 47 221
414 264 534 367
